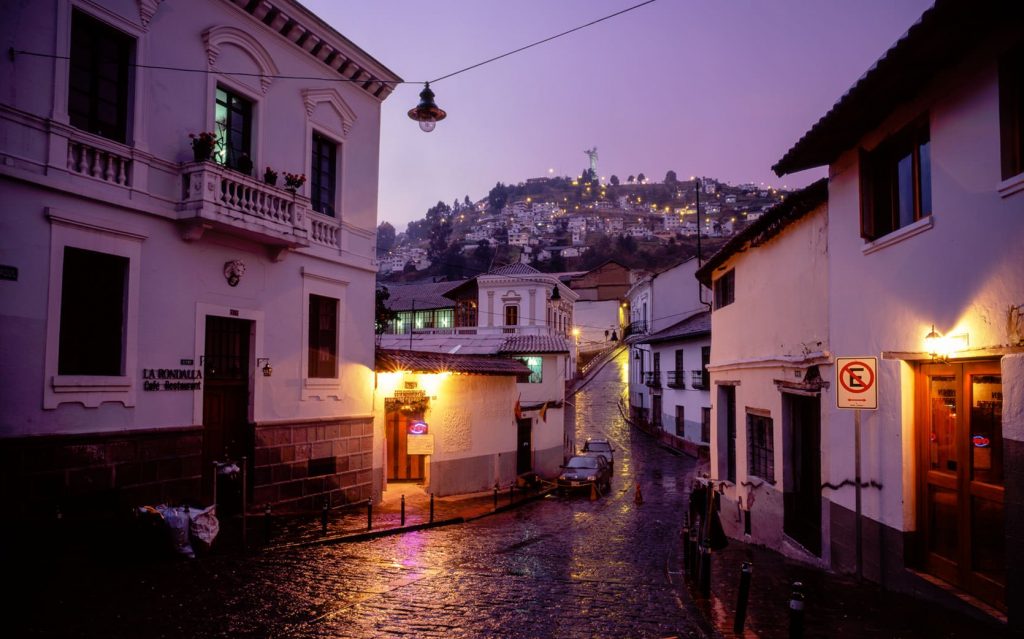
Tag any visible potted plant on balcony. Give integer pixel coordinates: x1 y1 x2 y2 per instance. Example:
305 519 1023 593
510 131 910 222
263 166 278 186
189 131 218 162
283 172 306 193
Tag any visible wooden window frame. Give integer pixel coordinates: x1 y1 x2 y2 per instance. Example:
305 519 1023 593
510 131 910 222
68 9 134 143
747 411 775 483
860 118 932 241
713 269 735 310
311 131 338 217
215 86 253 171
307 294 338 379
1000 45 1024 180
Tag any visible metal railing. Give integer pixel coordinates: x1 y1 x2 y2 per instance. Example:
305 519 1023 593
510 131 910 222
691 370 709 390
666 370 686 389
643 371 661 388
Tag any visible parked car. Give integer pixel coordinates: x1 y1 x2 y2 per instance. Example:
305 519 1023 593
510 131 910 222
557 454 611 494
581 438 615 469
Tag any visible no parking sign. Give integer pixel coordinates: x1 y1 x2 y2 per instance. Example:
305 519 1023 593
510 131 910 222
836 357 877 410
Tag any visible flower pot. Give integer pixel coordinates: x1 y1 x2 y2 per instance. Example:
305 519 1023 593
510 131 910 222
264 175 278 186
193 146 213 162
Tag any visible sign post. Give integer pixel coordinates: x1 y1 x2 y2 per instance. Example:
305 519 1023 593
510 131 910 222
836 357 878 583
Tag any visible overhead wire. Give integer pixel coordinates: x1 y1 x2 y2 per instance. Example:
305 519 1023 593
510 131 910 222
8 0 660 87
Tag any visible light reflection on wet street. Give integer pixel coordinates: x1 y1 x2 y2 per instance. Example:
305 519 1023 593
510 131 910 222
15 350 705 638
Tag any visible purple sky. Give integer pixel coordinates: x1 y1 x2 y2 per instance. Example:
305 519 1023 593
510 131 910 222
304 0 934 232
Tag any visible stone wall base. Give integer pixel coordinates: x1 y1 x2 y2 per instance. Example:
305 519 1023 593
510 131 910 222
252 417 374 513
0 426 203 525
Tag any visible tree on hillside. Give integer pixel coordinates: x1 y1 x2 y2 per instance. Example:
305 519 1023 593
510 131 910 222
628 175 635 184
376 221 396 253
464 195 472 208
425 201 453 260
610 175 620 186
638 172 646 184
665 170 678 185
487 182 509 212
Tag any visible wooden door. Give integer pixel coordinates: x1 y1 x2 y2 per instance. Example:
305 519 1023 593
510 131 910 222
918 360 1004 609
517 418 533 475
783 393 821 556
202 316 252 508
386 411 425 481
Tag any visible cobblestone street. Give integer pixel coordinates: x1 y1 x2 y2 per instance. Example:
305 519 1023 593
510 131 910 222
13 350 707 638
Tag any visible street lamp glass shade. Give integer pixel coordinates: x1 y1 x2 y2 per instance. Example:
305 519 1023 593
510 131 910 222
408 82 446 133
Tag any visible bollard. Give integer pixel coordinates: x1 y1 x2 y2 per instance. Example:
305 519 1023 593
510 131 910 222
682 523 691 570
264 504 272 545
699 542 712 598
400 494 406 526
688 516 701 581
634 482 643 505
367 499 373 531
734 561 753 634
494 487 499 509
789 581 805 639
590 481 598 501
429 493 435 523
509 484 515 505
321 498 328 535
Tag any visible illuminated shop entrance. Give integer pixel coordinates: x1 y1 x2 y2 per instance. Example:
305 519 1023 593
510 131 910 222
917 360 1004 609
385 390 427 482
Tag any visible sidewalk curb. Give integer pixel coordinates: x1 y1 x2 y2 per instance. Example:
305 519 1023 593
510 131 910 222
266 488 556 551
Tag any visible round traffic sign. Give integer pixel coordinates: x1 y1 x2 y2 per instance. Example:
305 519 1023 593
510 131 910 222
839 360 875 394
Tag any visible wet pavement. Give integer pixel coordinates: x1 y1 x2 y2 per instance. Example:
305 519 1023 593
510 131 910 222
12 350 709 638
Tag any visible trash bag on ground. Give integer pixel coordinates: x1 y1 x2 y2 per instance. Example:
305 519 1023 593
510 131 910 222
188 504 219 551
154 504 194 558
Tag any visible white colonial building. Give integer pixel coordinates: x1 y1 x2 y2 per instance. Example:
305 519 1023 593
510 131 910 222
377 264 578 495
714 1 1023 622
0 0 400 523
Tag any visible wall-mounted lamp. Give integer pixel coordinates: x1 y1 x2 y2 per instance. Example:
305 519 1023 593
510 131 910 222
407 82 446 133
634 350 641 361
925 325 969 362
257 358 273 377
924 325 942 359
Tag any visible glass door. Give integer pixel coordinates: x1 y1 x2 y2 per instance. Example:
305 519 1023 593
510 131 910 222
918 361 1004 610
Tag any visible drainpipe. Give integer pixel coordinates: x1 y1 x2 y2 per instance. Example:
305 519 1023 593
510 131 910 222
696 178 712 312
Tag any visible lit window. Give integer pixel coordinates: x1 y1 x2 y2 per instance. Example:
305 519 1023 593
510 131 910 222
215 87 252 171
516 356 543 383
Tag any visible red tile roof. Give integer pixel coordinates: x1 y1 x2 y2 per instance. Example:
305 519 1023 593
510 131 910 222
498 335 572 354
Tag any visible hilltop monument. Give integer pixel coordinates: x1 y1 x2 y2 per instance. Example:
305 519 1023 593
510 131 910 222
584 147 598 176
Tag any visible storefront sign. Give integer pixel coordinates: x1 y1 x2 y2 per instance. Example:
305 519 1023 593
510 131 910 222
408 421 429 435
407 434 434 455
142 368 202 391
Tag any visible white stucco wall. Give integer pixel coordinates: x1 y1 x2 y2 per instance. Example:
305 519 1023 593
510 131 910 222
824 56 1024 533
0 0 393 437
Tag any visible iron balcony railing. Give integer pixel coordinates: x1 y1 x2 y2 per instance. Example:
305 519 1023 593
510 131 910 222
643 370 661 388
691 369 709 390
666 370 686 388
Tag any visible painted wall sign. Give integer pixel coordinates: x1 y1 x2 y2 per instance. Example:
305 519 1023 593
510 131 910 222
0 265 17 281
836 357 877 410
407 434 434 455
142 368 202 391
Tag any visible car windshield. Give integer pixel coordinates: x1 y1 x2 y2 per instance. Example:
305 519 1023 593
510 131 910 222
585 442 611 452
565 457 598 469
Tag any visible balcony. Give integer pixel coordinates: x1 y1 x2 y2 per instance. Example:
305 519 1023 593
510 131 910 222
666 370 686 389
643 371 661 388
179 161 317 256
691 370 709 390
623 320 648 339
